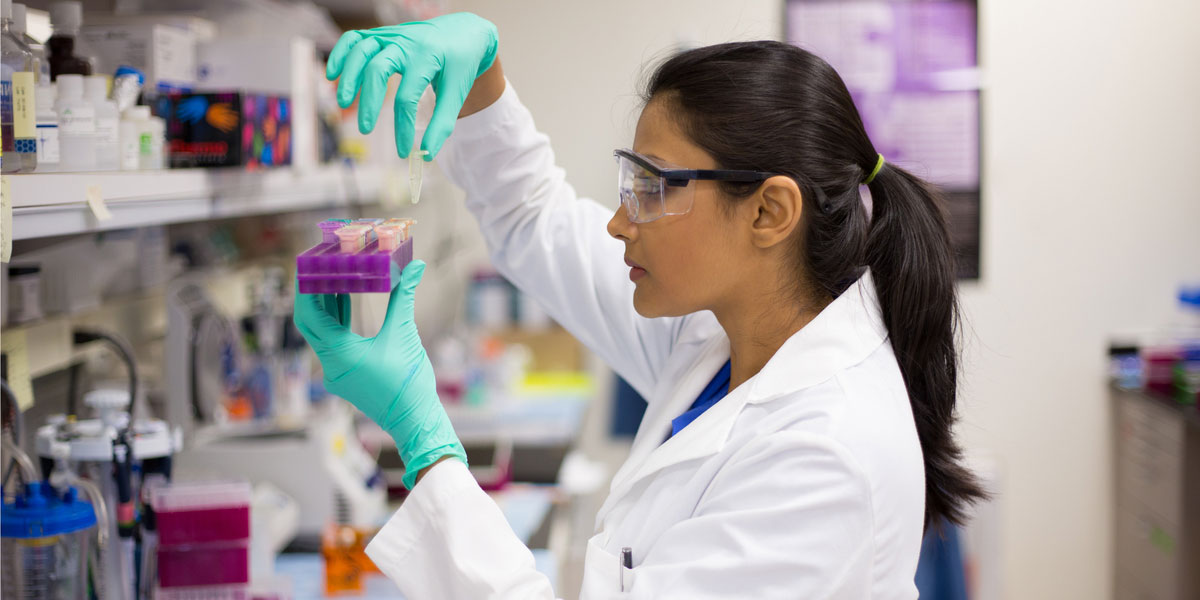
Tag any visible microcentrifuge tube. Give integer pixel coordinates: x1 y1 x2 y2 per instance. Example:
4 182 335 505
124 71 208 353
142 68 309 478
410 150 429 204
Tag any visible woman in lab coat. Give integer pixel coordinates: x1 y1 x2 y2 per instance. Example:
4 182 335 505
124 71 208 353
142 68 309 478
294 13 986 599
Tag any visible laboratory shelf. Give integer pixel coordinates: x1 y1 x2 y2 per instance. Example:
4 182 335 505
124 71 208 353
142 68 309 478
8 164 386 241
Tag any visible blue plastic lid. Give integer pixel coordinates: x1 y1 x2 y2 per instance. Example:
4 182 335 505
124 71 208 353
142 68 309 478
1181 286 1200 310
114 65 145 85
1 482 97 538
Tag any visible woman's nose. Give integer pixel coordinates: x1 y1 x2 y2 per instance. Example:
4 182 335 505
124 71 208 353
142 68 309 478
607 204 636 241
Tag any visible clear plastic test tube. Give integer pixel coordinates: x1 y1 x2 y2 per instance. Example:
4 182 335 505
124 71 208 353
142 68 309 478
410 151 429 204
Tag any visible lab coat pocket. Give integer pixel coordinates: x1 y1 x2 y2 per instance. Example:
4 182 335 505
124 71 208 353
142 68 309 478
580 534 637 599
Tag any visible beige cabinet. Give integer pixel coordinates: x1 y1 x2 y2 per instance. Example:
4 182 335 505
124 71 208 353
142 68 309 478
1113 388 1199 600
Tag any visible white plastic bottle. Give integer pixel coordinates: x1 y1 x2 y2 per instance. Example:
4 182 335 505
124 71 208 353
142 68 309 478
34 82 57 171
119 105 148 170
54 73 94 171
122 105 160 171
117 110 138 170
148 114 165 169
84 75 117 170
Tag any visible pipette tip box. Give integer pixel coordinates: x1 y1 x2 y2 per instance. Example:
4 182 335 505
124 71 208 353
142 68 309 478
296 219 415 294
152 481 251 546
152 481 252 589
157 543 251 588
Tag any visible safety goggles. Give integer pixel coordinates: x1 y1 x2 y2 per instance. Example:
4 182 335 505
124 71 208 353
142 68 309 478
614 149 776 223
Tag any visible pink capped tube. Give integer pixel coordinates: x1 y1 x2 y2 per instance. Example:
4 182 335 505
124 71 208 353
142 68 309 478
335 224 371 253
376 225 403 251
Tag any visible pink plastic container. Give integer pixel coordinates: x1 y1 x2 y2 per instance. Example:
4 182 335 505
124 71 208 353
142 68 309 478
157 543 250 588
152 482 251 546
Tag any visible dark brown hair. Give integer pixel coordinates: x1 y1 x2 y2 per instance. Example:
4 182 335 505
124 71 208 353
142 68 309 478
645 41 986 527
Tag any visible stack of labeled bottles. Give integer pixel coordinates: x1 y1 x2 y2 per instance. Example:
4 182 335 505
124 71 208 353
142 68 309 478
2 1 167 173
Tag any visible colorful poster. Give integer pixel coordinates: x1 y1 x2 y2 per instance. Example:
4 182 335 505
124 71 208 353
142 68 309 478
788 0 981 278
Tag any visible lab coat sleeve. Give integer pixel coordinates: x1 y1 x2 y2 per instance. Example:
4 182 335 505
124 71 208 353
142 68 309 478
625 432 876 599
437 82 681 398
365 458 558 600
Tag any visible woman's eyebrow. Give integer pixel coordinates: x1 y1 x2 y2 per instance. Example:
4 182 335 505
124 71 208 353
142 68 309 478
642 152 677 168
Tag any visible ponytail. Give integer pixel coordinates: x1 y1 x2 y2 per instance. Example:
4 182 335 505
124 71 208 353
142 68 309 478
645 40 987 528
865 162 987 527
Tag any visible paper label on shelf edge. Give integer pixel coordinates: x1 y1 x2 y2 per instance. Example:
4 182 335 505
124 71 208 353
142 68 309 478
2 176 11 262
1 329 35 411
86 185 113 221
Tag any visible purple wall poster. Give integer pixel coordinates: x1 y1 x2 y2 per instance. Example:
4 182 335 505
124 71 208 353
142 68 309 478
788 0 981 278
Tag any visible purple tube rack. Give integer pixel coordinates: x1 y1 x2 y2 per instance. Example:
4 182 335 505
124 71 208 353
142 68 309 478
296 220 414 294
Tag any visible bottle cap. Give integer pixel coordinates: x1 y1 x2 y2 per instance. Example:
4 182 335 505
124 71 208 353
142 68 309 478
12 4 25 34
1181 286 1200 310
84 388 130 410
0 482 98 539
57 74 84 100
50 1 82 31
84 75 109 101
114 66 145 85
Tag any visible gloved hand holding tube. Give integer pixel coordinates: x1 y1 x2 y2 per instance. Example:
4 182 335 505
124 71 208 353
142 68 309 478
293 261 466 489
325 12 500 159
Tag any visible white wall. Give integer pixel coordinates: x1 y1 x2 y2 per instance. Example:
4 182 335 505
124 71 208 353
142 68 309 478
449 0 783 212
961 1 1200 599
446 1 1200 599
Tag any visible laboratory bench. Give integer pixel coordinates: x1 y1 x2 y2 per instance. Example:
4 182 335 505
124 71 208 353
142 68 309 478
275 483 560 599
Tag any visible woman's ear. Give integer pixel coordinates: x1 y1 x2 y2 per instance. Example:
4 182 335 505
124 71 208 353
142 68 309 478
750 175 804 249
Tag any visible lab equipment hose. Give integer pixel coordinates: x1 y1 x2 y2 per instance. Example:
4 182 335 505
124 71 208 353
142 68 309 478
72 329 141 433
1 434 39 491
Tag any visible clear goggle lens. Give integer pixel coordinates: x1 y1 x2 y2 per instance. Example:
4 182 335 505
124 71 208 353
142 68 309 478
615 153 693 223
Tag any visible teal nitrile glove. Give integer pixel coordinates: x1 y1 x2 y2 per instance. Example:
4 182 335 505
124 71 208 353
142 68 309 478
326 12 499 160
293 260 465 489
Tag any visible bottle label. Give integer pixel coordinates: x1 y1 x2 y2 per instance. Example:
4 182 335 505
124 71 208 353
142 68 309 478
12 72 36 151
96 116 119 143
60 106 96 135
1 80 11 145
121 131 139 169
37 122 59 164
140 132 152 156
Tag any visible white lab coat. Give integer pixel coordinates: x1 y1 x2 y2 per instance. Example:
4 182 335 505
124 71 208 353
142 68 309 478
365 82 925 599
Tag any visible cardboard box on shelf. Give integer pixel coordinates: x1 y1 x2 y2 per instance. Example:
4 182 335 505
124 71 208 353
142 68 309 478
196 37 317 167
157 91 292 169
80 23 197 91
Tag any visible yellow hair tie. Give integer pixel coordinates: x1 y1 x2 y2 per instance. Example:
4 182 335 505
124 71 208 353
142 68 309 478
863 154 885 185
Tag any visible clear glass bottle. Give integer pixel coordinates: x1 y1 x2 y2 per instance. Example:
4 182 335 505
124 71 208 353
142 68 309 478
2 0 37 172
47 1 91 81
11 4 49 83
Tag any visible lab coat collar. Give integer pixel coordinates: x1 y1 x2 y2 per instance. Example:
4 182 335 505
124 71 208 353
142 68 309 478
746 268 889 403
598 270 888 530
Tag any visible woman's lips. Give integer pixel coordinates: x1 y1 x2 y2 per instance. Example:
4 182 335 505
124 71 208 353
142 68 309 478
625 257 647 282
